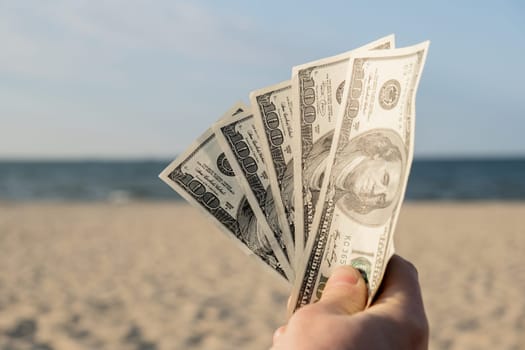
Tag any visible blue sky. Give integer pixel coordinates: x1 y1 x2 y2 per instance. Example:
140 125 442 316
1 0 524 159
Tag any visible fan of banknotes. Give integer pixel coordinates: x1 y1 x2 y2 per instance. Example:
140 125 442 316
159 34 429 313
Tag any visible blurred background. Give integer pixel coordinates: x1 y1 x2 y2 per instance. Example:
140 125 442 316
1 1 524 350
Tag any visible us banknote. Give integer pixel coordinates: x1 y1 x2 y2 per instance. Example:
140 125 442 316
291 35 395 255
290 42 430 312
159 103 293 282
249 81 298 265
213 109 295 270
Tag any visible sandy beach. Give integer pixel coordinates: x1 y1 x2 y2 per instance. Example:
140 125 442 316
0 202 524 350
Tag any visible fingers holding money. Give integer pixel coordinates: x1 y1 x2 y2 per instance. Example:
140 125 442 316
272 265 368 349
317 265 368 315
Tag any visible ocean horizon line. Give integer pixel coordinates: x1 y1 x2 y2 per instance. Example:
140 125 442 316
1 155 525 163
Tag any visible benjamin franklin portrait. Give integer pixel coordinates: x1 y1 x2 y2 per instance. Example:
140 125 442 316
304 129 406 226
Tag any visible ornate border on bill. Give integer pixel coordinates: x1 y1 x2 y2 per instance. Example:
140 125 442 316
213 108 295 279
249 80 298 268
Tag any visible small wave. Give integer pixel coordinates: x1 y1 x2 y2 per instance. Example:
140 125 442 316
107 190 132 204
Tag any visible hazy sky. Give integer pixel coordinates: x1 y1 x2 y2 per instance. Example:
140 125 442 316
1 0 524 159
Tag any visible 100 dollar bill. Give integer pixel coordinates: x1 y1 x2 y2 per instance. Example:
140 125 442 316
291 35 395 255
213 109 295 271
159 103 293 282
290 42 430 312
250 81 298 265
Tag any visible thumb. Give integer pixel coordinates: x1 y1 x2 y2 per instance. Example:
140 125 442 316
318 265 368 315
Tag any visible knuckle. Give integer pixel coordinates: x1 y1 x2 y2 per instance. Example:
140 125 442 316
404 309 429 349
398 256 419 280
412 319 430 349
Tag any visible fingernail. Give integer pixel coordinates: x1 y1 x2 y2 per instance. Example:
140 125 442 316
330 266 361 286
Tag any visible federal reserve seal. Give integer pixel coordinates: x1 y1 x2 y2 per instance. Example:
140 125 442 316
378 79 401 110
351 257 372 285
216 153 234 176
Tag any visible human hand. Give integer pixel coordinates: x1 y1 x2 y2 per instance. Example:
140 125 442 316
271 255 428 350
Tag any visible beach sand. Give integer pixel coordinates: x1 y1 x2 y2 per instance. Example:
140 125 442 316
0 202 524 349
